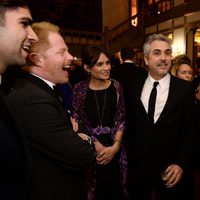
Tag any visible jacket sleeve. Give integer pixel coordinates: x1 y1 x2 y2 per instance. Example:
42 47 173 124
7 89 96 171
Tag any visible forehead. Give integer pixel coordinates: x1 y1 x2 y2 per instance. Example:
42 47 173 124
5 6 32 22
97 53 108 61
179 64 192 70
150 40 171 52
48 32 68 49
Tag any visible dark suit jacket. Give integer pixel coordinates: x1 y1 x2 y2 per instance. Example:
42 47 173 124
110 62 147 89
126 74 198 187
0 90 30 200
6 72 96 200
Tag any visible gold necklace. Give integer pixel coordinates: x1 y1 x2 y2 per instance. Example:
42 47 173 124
93 89 107 127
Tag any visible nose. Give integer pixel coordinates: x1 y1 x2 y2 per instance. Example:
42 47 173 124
160 53 167 60
67 51 73 61
104 62 111 70
27 27 38 43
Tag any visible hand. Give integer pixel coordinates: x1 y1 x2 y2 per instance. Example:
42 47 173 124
70 117 78 132
94 140 104 153
77 133 90 141
162 164 183 188
96 146 117 165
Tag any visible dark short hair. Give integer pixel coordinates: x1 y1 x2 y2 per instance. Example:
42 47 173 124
0 0 30 24
81 45 110 68
120 47 135 61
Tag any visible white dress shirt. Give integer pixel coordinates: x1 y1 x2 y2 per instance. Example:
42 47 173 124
141 73 170 123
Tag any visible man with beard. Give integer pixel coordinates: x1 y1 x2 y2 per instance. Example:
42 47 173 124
125 34 198 200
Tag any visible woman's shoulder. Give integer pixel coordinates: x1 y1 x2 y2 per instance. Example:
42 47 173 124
110 78 121 87
73 79 89 89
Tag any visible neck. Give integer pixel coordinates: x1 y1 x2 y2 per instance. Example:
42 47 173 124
89 78 110 90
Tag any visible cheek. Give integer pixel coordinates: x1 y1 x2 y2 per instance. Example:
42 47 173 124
177 72 183 78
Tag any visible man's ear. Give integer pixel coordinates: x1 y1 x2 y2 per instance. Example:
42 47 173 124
29 53 43 67
144 55 148 66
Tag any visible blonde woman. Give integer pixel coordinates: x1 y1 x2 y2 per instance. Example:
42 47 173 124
171 54 194 81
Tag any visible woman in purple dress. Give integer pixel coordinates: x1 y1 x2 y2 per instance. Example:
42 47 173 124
72 46 128 200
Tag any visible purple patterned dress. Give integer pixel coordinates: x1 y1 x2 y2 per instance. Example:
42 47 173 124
72 78 128 200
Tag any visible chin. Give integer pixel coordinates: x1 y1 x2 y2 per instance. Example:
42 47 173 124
62 78 69 84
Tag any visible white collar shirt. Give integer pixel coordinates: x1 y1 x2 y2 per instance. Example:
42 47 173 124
141 73 170 123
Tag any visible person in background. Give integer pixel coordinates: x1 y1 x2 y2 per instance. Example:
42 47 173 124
110 54 121 68
56 82 73 113
0 1 38 199
195 57 200 77
110 47 147 152
170 54 194 81
110 46 147 89
125 33 198 200
6 22 95 200
72 45 128 200
191 75 200 200
68 62 87 87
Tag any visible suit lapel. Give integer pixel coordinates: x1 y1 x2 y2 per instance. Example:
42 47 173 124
22 72 55 96
130 76 151 122
21 72 71 124
156 75 178 123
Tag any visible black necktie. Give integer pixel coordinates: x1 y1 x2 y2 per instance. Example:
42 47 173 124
148 81 159 123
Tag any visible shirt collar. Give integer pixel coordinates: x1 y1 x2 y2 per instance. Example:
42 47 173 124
124 60 134 64
147 73 170 89
30 73 55 89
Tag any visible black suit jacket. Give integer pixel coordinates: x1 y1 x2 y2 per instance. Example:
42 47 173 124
110 62 147 89
6 72 96 200
0 90 30 200
126 74 198 186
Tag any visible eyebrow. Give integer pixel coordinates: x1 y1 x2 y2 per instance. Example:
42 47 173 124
152 49 171 52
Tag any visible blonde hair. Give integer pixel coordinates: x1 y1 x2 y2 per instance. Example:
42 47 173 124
171 54 192 76
30 21 60 53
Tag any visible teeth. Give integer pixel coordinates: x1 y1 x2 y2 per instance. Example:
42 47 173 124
63 65 70 69
22 45 30 51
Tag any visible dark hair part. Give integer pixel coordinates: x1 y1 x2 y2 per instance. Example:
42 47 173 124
81 45 110 68
120 47 135 61
0 0 29 25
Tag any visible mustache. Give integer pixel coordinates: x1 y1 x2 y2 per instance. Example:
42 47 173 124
157 61 170 66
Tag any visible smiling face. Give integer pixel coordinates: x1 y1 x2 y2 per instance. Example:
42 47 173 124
85 53 111 82
0 7 38 73
36 31 73 84
144 40 172 80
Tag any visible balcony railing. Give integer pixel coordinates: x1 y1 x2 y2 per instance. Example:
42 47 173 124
61 0 174 52
145 0 173 16
62 29 104 46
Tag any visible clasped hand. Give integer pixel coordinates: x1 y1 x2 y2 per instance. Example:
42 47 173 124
94 141 119 165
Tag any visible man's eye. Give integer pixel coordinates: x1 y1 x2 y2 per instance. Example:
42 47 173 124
153 52 160 56
21 21 29 27
165 51 172 56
